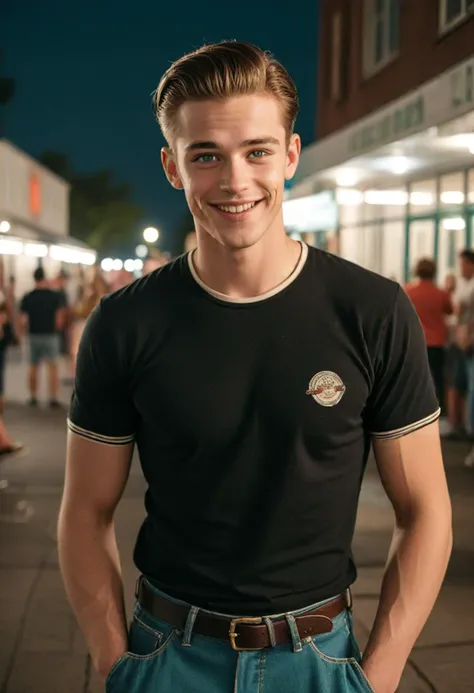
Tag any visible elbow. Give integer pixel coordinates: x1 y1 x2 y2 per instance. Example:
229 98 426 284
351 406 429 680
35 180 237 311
57 497 115 541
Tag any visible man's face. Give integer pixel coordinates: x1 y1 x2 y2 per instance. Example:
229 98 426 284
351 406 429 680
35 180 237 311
162 95 300 250
460 257 474 279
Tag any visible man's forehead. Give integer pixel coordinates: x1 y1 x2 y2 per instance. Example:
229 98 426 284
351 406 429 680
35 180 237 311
175 95 285 145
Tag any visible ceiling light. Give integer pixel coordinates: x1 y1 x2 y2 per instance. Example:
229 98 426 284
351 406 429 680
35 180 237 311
336 170 358 187
336 189 363 205
364 190 408 205
441 191 464 204
390 156 410 175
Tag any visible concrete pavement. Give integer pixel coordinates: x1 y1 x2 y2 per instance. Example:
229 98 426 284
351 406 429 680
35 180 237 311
0 351 473 692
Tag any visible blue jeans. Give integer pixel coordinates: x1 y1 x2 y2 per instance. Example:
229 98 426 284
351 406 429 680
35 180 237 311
105 578 374 693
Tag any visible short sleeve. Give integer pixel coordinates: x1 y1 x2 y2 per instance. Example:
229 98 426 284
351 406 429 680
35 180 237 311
364 286 440 440
67 300 137 446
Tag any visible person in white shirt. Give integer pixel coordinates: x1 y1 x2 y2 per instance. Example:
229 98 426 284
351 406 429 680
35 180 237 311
444 250 474 439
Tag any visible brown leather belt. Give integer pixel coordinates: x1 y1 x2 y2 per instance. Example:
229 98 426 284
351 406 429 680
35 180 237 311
135 577 349 651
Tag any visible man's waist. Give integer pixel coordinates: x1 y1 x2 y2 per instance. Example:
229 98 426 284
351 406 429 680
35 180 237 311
135 575 351 651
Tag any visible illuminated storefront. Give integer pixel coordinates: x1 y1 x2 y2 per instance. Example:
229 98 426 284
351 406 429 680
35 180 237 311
0 140 96 297
289 54 474 283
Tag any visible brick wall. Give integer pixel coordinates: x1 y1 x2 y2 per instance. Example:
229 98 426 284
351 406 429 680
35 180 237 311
317 0 474 138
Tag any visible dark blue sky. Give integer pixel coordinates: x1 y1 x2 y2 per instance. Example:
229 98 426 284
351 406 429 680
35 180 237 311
2 1 319 252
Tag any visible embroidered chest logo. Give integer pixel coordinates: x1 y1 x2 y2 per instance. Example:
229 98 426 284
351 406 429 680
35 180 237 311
306 371 346 407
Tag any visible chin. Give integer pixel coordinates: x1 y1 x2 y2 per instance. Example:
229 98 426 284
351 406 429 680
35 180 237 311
215 228 267 251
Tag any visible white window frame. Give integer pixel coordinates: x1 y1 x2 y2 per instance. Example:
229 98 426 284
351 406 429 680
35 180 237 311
363 0 400 78
439 0 474 33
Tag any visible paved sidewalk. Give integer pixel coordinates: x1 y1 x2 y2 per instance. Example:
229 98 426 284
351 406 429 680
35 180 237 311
0 366 473 692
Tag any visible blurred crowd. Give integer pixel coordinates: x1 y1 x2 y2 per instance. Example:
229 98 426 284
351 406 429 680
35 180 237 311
405 249 474 468
0 262 139 458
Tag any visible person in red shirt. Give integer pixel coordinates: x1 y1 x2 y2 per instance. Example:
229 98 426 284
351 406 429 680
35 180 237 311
405 259 453 410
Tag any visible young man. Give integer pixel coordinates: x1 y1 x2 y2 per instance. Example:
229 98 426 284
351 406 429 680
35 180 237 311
58 42 452 693
18 267 65 407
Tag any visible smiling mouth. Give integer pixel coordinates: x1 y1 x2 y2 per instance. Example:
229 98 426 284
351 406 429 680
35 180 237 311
211 200 262 214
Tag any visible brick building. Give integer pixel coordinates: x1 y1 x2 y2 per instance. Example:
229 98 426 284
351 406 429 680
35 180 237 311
285 1 474 283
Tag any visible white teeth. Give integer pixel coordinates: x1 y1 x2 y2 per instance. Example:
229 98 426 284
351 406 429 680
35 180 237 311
216 202 256 213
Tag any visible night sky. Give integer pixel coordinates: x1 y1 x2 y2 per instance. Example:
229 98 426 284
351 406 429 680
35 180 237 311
2 0 319 253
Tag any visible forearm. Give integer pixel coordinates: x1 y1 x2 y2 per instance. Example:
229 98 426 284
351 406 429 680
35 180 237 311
57 507 128 680
362 507 452 689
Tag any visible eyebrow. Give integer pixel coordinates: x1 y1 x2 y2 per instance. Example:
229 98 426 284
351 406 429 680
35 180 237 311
185 137 281 151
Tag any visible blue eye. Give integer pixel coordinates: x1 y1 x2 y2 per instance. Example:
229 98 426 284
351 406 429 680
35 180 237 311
249 150 267 159
193 154 217 163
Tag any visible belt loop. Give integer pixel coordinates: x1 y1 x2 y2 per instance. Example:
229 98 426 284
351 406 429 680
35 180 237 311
345 587 353 611
285 614 303 653
182 606 200 647
263 617 277 648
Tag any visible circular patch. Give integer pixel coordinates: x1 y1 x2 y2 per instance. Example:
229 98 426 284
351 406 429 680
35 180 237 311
306 371 346 407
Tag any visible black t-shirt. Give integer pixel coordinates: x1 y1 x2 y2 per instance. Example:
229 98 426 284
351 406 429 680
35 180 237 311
68 244 439 615
20 288 64 335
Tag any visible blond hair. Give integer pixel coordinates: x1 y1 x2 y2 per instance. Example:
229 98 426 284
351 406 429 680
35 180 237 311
153 41 299 144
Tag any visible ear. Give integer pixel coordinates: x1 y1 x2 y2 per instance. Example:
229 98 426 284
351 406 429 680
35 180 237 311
161 147 184 190
285 133 301 181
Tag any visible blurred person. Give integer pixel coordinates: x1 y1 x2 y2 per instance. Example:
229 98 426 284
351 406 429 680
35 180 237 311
54 269 75 382
444 250 474 438
444 272 456 295
405 259 452 411
0 417 24 457
0 300 16 415
70 269 109 373
18 267 66 408
58 41 451 693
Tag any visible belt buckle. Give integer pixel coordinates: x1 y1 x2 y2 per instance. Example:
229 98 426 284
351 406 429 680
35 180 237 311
229 617 263 652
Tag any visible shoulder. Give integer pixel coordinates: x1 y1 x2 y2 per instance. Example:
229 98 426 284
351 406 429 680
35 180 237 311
307 247 400 316
100 254 190 323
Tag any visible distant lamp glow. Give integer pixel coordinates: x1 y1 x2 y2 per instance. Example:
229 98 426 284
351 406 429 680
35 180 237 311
143 227 159 243
135 244 148 258
0 221 11 233
124 258 144 272
101 258 114 272
112 259 123 271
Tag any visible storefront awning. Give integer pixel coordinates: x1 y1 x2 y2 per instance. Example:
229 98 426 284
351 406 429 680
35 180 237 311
292 55 474 197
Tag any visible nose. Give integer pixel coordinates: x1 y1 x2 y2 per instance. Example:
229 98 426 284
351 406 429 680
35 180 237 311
219 157 250 195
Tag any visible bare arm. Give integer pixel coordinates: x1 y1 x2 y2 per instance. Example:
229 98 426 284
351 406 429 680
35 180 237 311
57 433 134 682
55 307 66 331
361 422 452 692
16 313 28 340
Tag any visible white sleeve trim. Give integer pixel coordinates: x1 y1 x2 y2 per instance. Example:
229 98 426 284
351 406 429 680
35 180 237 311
67 419 135 446
370 408 441 441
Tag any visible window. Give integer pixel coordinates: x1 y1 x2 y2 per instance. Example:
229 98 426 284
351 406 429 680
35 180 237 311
329 10 349 102
364 0 400 76
330 12 343 101
440 172 464 206
440 0 474 32
468 168 474 204
409 179 437 214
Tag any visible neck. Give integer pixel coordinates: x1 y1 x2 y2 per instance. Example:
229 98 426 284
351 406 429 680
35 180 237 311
192 224 302 299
